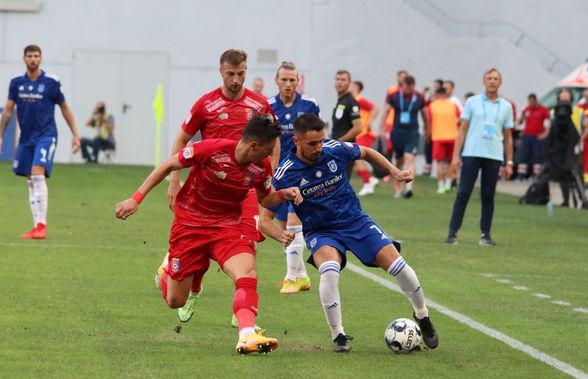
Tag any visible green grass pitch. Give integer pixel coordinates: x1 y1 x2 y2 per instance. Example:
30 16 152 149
0 162 586 378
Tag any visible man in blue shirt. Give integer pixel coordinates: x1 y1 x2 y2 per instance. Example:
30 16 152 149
0 45 80 239
260 61 321 294
446 68 514 246
274 114 439 352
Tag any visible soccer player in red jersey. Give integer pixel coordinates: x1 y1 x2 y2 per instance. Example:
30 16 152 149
116 116 301 354
165 49 277 322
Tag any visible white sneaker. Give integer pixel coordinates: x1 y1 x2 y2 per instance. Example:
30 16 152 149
369 177 380 187
358 182 375 196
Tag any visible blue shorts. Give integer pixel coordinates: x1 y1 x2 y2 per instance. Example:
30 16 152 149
13 136 58 177
267 202 296 222
305 214 401 268
391 128 419 159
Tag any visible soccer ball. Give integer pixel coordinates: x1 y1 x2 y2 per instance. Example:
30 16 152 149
384 318 422 353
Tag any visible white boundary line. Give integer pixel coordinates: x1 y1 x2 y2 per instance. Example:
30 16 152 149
347 263 588 379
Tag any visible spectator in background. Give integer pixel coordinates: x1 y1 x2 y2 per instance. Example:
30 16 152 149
446 68 513 247
251 77 265 96
515 93 549 179
443 80 463 112
81 101 115 163
383 75 428 198
349 80 380 196
573 89 588 186
422 79 444 176
379 70 408 162
427 87 460 193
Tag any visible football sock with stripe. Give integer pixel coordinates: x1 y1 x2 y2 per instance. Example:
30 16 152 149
319 260 344 339
285 225 307 279
387 256 428 319
31 175 48 226
233 277 259 339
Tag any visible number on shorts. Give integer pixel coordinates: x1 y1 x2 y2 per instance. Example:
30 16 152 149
40 148 47 163
370 224 388 239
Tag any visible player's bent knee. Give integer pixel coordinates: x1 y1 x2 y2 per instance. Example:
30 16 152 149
166 294 188 309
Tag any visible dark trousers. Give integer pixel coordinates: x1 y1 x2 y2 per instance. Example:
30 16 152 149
425 140 433 165
448 156 501 236
81 137 115 162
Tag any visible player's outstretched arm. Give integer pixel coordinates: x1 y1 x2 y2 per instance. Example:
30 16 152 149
360 146 414 183
58 101 81 154
259 207 295 247
257 187 302 209
115 155 184 220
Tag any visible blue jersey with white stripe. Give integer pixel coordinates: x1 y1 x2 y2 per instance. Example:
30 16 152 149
8 71 65 145
273 139 364 232
267 92 320 162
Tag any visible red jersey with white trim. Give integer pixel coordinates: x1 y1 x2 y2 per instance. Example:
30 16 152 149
175 139 273 227
182 87 275 140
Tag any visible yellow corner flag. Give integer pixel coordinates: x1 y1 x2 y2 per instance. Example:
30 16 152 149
153 84 164 166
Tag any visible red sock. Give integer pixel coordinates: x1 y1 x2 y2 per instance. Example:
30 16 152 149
160 270 169 302
232 277 258 330
190 259 210 293
357 169 371 184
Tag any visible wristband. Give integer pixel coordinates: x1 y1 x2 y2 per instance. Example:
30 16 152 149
276 190 286 201
132 191 145 204
506 160 514 166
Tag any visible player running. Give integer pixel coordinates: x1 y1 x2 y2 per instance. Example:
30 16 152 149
116 116 302 354
0 45 80 239
273 114 439 352
165 49 277 323
259 61 320 294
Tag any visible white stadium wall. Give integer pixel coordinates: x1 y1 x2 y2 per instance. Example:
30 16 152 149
0 0 584 165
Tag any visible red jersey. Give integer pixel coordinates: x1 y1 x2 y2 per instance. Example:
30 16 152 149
522 105 549 136
174 139 272 227
182 87 275 140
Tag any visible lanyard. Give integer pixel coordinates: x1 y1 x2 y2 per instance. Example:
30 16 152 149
398 91 418 112
482 96 502 124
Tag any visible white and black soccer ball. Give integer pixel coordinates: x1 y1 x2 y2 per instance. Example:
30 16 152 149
384 318 422 353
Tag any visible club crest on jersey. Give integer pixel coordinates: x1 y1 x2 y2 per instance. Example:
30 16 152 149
218 112 228 120
315 170 323 178
245 109 253 120
327 160 337 173
172 258 180 273
215 171 227 180
244 175 254 186
37 84 45 93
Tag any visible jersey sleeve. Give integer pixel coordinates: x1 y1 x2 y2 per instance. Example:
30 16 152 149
8 79 17 101
181 99 206 136
346 97 361 123
504 101 514 129
417 93 426 110
357 97 374 112
461 97 473 121
328 139 361 162
177 139 215 167
255 159 273 196
51 79 66 105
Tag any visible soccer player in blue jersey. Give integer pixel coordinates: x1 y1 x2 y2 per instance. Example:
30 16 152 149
273 114 438 352
0 45 80 239
260 61 321 294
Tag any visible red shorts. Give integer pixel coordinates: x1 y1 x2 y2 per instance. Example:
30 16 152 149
167 222 255 281
241 189 263 242
356 134 375 148
433 140 454 161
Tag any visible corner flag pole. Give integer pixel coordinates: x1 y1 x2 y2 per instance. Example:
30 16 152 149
152 84 164 167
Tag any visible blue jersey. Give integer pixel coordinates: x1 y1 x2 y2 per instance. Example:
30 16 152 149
267 92 320 162
8 70 65 145
273 139 364 232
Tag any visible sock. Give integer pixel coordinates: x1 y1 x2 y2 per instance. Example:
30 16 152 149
517 163 527 176
387 256 428 319
190 259 210 293
444 178 452 189
31 175 47 226
405 181 413 191
27 179 38 227
233 277 259 336
285 226 307 279
357 169 371 184
437 180 444 190
532 164 541 175
393 181 401 192
318 260 344 340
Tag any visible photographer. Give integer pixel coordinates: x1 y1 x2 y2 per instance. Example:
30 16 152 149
81 101 115 163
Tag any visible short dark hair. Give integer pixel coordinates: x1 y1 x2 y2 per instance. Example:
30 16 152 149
464 91 475 100
444 80 455 88
528 93 537 100
353 81 364 92
276 61 297 78
24 45 41 56
242 115 281 144
294 114 326 135
434 79 444 86
435 87 447 95
219 49 247 66
403 75 415 86
335 70 351 80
